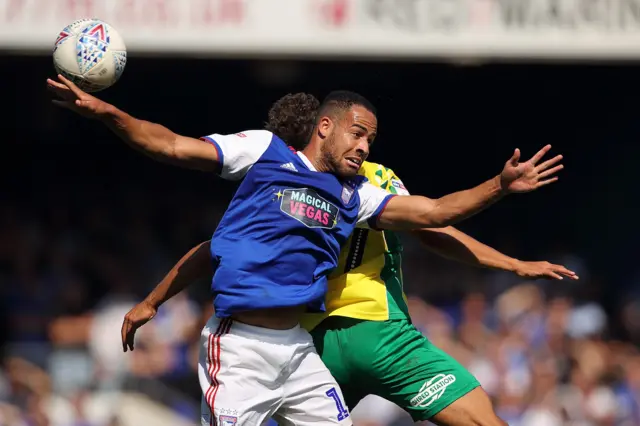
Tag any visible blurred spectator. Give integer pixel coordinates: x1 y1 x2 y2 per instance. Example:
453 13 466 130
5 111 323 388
0 85 636 425
1 179 637 426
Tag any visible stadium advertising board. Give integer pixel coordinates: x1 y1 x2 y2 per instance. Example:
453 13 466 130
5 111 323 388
2 0 640 59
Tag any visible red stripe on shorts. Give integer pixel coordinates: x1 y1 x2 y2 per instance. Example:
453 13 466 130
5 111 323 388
204 318 233 426
209 319 233 425
204 319 230 424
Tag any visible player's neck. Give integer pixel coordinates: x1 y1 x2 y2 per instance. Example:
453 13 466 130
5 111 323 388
300 145 330 173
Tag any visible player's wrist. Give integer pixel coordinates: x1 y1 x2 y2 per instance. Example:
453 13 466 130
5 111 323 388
506 258 522 273
98 103 120 121
143 294 162 310
492 175 510 196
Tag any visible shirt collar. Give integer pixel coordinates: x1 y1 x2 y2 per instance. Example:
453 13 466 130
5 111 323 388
296 151 317 172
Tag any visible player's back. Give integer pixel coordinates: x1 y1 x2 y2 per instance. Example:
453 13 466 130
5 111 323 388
301 161 411 330
204 131 391 319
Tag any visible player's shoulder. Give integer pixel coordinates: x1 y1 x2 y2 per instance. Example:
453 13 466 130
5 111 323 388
204 129 277 146
358 161 407 194
219 130 290 155
232 129 277 142
359 161 398 179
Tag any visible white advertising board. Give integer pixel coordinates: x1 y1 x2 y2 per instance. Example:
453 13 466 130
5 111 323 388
2 0 640 59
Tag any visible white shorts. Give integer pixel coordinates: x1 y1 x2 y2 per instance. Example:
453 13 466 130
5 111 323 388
198 316 352 426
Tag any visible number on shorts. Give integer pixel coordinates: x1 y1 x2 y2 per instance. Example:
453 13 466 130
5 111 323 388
326 387 349 421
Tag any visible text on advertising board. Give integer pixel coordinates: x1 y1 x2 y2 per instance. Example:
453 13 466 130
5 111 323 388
366 0 640 32
3 0 245 27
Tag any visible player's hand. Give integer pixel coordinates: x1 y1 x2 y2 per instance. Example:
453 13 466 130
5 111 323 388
500 145 564 193
513 260 578 280
121 300 157 352
47 74 112 119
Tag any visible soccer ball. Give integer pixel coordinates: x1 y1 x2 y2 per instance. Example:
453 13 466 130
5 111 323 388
53 19 127 93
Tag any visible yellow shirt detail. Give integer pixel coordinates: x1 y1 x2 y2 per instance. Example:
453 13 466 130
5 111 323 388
301 161 410 331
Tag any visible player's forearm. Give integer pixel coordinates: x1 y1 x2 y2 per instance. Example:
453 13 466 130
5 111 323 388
426 175 505 227
377 176 506 230
101 105 180 162
414 227 518 272
144 241 212 309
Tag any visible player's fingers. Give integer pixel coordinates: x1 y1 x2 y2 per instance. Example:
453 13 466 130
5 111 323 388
556 268 579 279
126 329 136 351
554 266 574 275
535 154 563 172
510 148 521 165
530 144 552 165
121 320 129 352
537 164 564 179
47 81 77 101
47 78 71 91
76 99 103 112
535 177 558 188
546 271 564 280
549 265 580 280
57 74 86 97
75 99 94 109
124 320 137 351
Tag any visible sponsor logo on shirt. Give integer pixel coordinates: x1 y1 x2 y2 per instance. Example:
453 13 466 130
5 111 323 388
391 179 406 190
278 188 339 229
410 374 456 408
390 179 409 195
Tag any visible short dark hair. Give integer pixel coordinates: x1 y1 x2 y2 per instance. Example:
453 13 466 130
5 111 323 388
317 90 377 121
265 92 320 150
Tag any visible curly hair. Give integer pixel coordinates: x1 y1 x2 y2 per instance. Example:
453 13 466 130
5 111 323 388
265 92 320 150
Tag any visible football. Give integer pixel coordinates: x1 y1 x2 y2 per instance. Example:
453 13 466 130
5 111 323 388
53 19 127 93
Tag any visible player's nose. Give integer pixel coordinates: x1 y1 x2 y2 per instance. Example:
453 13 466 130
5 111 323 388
356 139 369 157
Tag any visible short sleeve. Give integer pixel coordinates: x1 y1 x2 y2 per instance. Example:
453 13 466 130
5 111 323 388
200 130 273 180
356 182 396 229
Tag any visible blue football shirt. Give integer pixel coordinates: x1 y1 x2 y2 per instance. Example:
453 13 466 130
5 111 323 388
201 130 394 318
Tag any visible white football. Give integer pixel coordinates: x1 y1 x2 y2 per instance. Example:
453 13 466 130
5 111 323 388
53 19 127 93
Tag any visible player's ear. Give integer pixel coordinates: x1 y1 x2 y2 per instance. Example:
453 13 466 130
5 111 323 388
317 116 333 139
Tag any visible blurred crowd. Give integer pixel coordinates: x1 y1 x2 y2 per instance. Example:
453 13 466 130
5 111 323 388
3 44 640 425
1 183 640 426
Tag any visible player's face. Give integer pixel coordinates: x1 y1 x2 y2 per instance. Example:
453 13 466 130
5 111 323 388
320 105 377 178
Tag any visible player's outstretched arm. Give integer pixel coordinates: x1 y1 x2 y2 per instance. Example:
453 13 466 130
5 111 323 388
414 227 578 280
121 240 212 352
376 145 563 230
47 75 220 171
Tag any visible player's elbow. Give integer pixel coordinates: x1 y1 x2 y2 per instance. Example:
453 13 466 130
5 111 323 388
167 134 187 160
166 135 198 164
150 137 183 165
136 120 181 160
164 135 220 172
